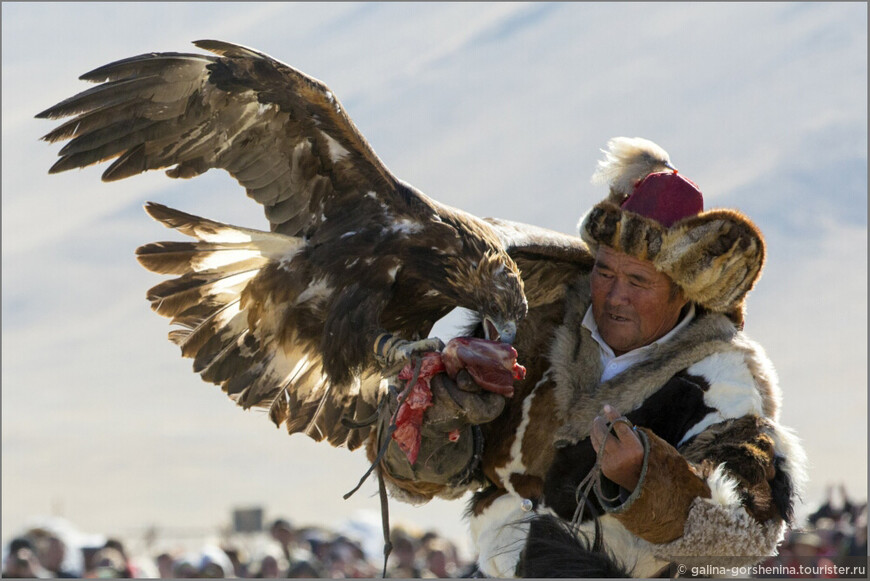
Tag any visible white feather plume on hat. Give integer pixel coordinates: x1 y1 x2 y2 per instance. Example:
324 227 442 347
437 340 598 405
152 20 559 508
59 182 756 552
591 137 675 203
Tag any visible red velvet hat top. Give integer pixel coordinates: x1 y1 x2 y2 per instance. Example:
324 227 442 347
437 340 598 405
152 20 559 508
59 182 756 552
620 171 704 227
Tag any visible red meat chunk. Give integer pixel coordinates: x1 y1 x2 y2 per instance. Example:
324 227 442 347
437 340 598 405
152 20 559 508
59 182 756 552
442 337 526 396
391 338 525 465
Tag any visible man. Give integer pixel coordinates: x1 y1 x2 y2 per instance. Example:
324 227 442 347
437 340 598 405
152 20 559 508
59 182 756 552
367 137 806 577
3 537 50 579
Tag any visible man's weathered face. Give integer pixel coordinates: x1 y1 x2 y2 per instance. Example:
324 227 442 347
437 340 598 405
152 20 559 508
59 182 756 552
590 246 688 356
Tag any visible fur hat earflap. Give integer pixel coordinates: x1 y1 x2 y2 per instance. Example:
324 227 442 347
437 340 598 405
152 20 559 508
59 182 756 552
580 137 765 324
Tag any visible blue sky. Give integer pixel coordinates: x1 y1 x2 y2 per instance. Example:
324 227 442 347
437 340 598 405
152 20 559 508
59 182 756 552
2 1 867 558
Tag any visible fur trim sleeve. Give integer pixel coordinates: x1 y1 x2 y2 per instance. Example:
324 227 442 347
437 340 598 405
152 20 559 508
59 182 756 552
680 416 799 525
600 428 712 543
653 471 786 565
653 416 801 563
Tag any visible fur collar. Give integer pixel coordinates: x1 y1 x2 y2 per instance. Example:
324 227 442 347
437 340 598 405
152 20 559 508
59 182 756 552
549 278 748 446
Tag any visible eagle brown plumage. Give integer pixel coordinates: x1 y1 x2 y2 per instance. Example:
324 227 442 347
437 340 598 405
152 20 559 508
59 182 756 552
37 40 591 451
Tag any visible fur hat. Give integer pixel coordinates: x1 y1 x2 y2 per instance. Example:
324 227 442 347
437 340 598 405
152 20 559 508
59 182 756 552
579 137 765 324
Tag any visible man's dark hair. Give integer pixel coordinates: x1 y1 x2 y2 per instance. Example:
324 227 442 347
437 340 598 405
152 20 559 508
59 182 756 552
8 537 34 554
669 279 684 301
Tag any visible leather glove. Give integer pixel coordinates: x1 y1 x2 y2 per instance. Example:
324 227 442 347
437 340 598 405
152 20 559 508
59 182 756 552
375 370 506 493
425 370 507 428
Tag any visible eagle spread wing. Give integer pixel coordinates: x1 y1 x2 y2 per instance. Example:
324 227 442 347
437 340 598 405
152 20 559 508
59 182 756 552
38 40 591 450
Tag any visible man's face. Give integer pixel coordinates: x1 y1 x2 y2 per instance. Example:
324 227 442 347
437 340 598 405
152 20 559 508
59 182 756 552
590 246 688 356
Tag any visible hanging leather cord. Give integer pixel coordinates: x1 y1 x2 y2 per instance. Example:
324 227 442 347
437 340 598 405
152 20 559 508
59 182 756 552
570 416 637 553
343 358 423 500
343 357 424 578
377 465 393 578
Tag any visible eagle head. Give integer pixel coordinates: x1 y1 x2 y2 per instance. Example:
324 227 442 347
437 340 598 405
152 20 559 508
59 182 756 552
446 249 527 344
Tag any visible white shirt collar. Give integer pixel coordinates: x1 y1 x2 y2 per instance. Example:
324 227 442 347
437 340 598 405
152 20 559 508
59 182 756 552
582 303 696 382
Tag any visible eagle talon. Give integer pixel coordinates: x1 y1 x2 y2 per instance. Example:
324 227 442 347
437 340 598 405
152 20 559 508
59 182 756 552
374 333 444 369
394 337 445 362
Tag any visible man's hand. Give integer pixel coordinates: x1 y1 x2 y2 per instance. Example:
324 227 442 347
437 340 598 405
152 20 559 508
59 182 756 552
590 404 644 492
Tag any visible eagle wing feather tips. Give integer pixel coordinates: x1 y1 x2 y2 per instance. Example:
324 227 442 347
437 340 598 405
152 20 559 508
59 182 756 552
193 39 273 59
37 39 411 237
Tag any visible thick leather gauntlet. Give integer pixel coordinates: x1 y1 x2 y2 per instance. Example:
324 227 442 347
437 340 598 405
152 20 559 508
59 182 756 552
370 371 506 502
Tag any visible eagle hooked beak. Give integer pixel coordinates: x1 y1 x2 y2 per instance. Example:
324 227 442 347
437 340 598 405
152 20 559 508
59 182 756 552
483 316 517 344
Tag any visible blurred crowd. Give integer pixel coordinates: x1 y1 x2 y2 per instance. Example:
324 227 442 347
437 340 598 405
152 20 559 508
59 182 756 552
757 484 867 576
1 516 472 578
3 485 866 578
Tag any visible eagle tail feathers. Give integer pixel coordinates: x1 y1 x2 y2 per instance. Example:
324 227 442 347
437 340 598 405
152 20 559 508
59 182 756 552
135 203 377 449
170 298 242 358
193 318 252 380
136 241 267 275
136 202 298 368
144 264 260 318
141 202 303 257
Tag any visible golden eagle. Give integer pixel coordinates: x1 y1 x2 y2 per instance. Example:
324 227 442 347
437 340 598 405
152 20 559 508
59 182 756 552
37 40 590 451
